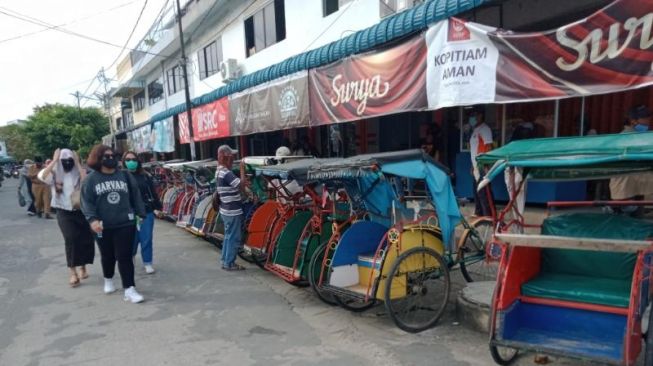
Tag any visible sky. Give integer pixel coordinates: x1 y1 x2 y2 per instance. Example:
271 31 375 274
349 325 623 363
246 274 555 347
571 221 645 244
0 0 169 124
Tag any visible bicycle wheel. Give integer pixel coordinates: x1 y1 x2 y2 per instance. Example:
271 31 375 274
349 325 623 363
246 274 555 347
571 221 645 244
489 344 518 365
459 218 498 283
308 242 338 306
384 247 450 333
334 295 375 312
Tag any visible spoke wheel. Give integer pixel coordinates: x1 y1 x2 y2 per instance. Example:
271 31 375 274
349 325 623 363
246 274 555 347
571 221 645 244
334 295 375 312
459 218 498 283
251 250 268 270
308 242 337 306
489 345 518 365
384 247 450 333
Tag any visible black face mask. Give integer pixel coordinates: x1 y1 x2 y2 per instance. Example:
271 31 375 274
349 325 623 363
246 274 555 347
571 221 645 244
61 159 75 172
102 158 117 169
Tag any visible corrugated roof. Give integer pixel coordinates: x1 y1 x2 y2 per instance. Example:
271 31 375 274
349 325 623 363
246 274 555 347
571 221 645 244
142 0 488 127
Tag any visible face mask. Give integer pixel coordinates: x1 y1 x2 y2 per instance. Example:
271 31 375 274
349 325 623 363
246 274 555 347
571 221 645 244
634 124 649 132
102 158 117 169
61 159 75 172
125 160 139 171
469 116 478 127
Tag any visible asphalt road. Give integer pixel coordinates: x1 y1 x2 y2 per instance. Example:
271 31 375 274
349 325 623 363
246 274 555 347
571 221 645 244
0 178 637 366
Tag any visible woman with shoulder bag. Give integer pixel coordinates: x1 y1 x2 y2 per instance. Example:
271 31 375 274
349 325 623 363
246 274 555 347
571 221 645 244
122 151 162 274
81 145 147 303
39 148 95 287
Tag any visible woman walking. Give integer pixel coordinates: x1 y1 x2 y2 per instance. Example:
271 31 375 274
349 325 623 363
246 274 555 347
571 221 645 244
29 156 53 219
81 144 146 303
39 149 95 287
122 151 162 274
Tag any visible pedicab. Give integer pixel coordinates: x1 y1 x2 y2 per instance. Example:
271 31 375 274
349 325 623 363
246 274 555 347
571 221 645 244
306 150 493 333
477 132 653 365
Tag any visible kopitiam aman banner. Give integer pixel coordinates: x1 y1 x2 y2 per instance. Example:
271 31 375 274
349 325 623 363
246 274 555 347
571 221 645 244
152 117 175 153
309 35 427 125
426 0 653 108
229 71 310 136
177 97 230 143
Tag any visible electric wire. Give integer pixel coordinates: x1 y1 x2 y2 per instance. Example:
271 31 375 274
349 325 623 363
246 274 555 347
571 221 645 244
105 0 151 71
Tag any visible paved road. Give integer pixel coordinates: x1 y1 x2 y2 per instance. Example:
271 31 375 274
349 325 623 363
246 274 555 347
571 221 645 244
0 178 634 365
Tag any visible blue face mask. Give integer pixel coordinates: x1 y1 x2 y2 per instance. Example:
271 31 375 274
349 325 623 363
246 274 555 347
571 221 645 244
469 116 478 127
634 124 649 132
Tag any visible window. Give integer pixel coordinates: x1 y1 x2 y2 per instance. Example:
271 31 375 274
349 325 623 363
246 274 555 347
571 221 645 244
166 65 185 95
198 39 223 80
148 78 164 105
133 91 145 112
380 0 422 18
245 0 286 57
323 0 352 17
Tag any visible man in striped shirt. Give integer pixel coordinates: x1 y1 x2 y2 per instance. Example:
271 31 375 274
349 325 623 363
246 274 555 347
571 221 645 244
216 145 246 271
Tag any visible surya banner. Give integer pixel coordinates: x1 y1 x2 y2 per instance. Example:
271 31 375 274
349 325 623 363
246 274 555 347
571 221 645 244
229 71 310 136
426 0 653 107
177 97 230 143
152 117 175 153
309 35 428 125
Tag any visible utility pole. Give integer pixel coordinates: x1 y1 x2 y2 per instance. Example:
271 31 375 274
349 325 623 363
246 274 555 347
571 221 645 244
98 68 117 149
175 0 196 161
70 91 82 124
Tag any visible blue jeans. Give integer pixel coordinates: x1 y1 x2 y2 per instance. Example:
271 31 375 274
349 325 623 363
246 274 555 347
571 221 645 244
133 212 155 265
221 214 243 267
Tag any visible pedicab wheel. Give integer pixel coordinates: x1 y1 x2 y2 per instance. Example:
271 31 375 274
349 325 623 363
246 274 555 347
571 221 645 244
489 345 518 365
308 242 338 306
384 247 450 333
459 217 497 283
334 295 375 312
645 304 653 365
251 251 268 270
289 279 310 288
237 250 255 263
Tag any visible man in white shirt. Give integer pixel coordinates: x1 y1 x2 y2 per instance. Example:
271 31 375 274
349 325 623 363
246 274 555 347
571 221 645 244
468 106 494 217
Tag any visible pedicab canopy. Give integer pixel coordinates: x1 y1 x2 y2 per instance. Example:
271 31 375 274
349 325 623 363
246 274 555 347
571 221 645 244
306 150 461 249
254 157 336 183
476 132 653 186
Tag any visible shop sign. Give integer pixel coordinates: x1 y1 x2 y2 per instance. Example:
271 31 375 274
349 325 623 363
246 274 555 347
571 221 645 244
152 117 175 153
308 35 428 125
426 0 653 107
177 97 230 143
229 71 310 136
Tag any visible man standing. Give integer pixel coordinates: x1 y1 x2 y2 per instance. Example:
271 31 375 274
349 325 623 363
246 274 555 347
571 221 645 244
216 145 246 271
468 106 494 217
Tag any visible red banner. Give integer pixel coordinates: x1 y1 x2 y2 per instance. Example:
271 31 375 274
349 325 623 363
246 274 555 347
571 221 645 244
177 97 230 143
309 35 428 125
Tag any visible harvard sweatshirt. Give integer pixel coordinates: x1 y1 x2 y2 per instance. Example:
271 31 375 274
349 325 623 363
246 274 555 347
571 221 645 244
81 170 146 229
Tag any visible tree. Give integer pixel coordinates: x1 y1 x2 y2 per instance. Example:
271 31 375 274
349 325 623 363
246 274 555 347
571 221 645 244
0 124 37 162
24 103 110 159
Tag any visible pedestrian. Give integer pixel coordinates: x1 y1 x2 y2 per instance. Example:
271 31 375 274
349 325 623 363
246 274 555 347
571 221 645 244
122 151 162 274
39 148 95 287
81 144 147 303
18 159 36 216
28 156 53 219
216 145 247 271
467 106 495 217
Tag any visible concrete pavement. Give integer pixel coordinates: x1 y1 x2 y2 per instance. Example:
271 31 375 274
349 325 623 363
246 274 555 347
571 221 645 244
0 178 629 366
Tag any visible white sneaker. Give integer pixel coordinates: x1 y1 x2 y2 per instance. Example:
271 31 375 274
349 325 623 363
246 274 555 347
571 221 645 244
103 278 116 294
144 265 155 274
123 286 144 303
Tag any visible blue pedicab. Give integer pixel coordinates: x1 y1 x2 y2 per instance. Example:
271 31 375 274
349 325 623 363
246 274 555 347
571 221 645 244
477 132 653 365
306 150 478 333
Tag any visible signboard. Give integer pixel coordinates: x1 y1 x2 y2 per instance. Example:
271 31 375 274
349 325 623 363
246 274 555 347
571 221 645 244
177 98 230 143
152 117 175 153
425 0 653 107
229 71 310 135
309 36 428 125
178 112 191 144
131 124 152 153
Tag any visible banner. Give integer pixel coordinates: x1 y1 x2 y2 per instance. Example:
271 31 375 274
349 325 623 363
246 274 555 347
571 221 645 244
152 117 175 152
178 112 191 144
176 98 230 143
426 0 653 107
131 124 152 153
309 36 428 125
229 71 310 135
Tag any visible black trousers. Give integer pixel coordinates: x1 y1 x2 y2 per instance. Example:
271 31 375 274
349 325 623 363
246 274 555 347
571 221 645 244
97 225 136 288
57 210 95 267
473 177 494 217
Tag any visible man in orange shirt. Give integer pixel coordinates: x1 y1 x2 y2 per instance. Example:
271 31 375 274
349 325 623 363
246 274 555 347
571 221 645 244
468 106 494 217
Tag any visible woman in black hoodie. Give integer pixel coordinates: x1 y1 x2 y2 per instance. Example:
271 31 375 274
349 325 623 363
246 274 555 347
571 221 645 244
81 144 146 304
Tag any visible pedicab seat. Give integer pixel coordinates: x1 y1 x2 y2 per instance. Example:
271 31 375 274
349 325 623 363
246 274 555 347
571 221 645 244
521 213 653 308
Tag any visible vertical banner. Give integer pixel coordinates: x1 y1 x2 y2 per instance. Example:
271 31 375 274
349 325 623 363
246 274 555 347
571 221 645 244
308 36 428 126
178 112 191 144
152 117 175 153
229 71 310 135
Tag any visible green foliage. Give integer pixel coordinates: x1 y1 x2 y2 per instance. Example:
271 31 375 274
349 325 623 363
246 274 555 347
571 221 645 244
0 124 37 162
24 103 109 159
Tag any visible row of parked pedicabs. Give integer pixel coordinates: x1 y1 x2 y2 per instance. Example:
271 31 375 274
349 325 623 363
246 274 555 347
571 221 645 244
146 132 653 366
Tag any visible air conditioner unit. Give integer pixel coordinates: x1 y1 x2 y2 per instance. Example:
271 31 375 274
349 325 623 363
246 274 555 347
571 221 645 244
220 59 240 82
